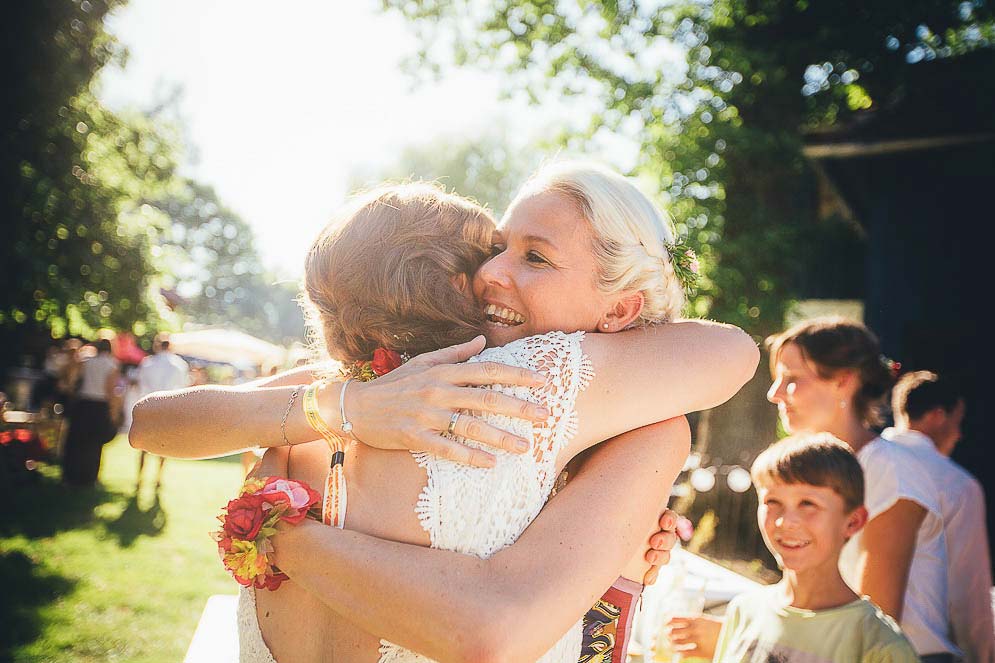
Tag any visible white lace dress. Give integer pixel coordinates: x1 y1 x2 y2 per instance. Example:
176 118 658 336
239 331 593 663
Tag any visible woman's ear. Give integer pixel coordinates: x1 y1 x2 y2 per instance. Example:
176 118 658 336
833 368 860 398
451 273 471 297
600 291 645 332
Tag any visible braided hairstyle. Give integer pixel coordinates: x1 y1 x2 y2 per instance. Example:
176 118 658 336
302 183 495 363
515 161 686 326
765 317 896 427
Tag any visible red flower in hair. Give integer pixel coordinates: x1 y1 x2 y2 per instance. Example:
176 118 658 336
370 348 403 376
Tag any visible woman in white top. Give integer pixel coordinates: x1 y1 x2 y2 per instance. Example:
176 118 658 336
133 163 759 662
765 317 954 661
63 338 120 486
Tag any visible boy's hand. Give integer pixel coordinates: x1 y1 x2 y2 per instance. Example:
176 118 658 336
643 508 679 585
665 614 723 659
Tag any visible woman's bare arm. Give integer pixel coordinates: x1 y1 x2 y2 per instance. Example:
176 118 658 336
856 499 926 621
573 320 758 449
129 337 548 462
272 417 690 663
130 320 755 465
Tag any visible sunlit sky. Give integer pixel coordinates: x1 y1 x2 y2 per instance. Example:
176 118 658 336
97 1 575 278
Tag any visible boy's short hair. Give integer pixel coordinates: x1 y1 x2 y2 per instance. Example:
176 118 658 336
751 433 865 512
892 371 962 421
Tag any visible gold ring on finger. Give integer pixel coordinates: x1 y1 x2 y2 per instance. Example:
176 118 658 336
447 411 461 436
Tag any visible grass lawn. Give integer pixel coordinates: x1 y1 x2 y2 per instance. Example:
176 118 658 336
1 436 246 662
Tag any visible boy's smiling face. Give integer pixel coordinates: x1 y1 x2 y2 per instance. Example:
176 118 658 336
757 480 867 575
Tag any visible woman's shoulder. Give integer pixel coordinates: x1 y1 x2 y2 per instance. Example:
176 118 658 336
859 437 932 478
474 331 592 390
859 437 941 517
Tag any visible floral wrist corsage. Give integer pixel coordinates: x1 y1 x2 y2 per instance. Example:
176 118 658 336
212 476 321 591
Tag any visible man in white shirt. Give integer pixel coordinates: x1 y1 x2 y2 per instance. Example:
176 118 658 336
885 371 995 663
135 337 190 492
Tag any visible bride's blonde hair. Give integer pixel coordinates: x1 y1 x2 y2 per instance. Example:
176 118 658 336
302 183 495 363
513 161 686 326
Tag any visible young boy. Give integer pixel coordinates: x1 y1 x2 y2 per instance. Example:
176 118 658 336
711 433 919 662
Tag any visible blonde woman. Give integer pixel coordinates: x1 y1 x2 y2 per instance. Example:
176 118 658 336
133 162 759 662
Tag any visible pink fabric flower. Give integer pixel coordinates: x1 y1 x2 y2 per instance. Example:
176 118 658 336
259 477 320 511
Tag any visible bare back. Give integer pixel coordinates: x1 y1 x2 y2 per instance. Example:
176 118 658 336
255 441 429 663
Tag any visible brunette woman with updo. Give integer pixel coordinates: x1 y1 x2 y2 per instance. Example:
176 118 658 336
133 166 760 663
765 318 954 661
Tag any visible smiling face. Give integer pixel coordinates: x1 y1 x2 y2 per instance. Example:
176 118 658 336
767 343 849 435
757 480 865 575
472 191 617 347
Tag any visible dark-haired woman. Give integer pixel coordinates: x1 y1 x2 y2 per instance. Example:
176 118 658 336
765 317 955 662
62 338 120 486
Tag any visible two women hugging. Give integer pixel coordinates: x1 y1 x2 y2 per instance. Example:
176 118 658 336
131 161 760 663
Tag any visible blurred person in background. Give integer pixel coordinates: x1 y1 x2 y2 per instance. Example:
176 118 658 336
31 344 66 410
669 318 955 662
885 371 994 663
134 336 189 492
61 338 119 487
56 338 83 404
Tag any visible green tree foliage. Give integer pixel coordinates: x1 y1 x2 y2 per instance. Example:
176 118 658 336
2 2 296 368
350 129 547 215
1 1 179 361
380 0 994 334
147 182 304 345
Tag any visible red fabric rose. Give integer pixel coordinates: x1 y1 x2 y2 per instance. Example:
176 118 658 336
222 494 267 540
370 348 403 376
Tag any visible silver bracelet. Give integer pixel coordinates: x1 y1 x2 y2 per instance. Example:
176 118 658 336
339 378 360 441
280 385 304 446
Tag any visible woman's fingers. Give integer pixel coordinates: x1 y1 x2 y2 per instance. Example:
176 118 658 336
450 413 531 454
659 508 678 532
649 530 678 552
643 566 660 586
432 362 546 388
645 549 670 566
437 386 549 423
417 433 497 468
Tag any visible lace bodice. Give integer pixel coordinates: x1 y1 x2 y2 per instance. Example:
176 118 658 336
380 330 594 663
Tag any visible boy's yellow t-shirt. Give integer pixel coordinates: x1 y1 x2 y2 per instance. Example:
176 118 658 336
713 585 919 663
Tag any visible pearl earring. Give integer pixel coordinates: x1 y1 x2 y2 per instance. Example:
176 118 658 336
839 400 848 409
602 323 609 330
